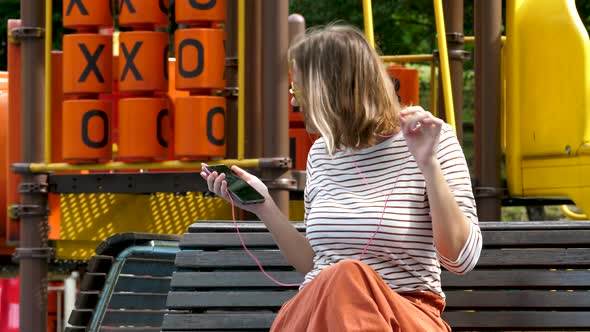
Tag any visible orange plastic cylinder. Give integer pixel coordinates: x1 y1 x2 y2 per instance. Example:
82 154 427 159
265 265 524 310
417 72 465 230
63 34 113 94
118 98 169 161
119 0 169 29
62 99 112 161
118 32 169 92
175 0 226 25
175 96 226 159
175 28 225 92
386 65 420 106
63 0 112 29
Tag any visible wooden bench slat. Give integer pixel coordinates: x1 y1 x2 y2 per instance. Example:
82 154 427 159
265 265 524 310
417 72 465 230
99 328 162 332
445 290 590 308
175 249 590 268
115 275 171 293
443 269 590 288
121 259 176 277
443 311 590 330
170 270 590 289
162 312 276 330
167 291 297 309
102 309 168 327
87 255 114 273
181 230 590 248
171 271 303 288
108 293 168 310
166 290 590 309
188 221 590 233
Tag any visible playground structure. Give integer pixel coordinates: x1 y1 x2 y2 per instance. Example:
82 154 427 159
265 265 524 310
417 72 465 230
0 0 589 330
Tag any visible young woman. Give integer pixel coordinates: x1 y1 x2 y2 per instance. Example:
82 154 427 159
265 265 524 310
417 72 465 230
201 24 481 331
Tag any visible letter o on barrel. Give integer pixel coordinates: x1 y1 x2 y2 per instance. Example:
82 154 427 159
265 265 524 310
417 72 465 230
175 0 226 25
62 99 112 162
118 31 169 92
63 0 112 29
175 28 225 92
63 34 113 94
118 98 169 161
175 96 225 159
119 0 170 29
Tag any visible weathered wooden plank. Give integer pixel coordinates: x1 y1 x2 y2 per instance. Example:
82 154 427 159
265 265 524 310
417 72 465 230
121 259 176 277
114 275 171 293
443 311 590 330
166 291 297 309
108 293 168 310
174 249 590 268
99 328 162 332
101 309 167 327
162 312 276 330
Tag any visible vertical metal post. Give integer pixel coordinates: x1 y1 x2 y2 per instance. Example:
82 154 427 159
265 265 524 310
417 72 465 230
474 0 502 220
225 0 239 159
436 0 464 143
18 1 48 331
262 0 289 215
245 0 263 159
288 14 306 45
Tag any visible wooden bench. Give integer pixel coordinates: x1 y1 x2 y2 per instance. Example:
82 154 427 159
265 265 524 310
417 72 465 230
65 233 180 332
162 221 590 331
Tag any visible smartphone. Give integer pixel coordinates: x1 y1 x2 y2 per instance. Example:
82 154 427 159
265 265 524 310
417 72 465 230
202 164 266 205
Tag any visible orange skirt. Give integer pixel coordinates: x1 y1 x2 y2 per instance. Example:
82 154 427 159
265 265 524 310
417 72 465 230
270 260 451 332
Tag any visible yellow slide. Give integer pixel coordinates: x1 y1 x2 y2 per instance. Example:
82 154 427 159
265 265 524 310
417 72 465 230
505 0 590 217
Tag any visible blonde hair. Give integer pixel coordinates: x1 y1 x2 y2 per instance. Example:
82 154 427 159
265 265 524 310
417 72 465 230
288 24 400 155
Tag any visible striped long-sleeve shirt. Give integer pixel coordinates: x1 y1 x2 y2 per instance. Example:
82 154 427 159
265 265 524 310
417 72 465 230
302 124 482 299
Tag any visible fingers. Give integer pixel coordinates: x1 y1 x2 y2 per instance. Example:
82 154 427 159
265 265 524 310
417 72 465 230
213 173 225 194
400 107 442 134
231 165 252 181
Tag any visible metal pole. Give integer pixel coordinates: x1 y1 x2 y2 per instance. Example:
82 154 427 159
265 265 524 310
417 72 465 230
474 0 502 220
245 0 262 159
262 0 289 215
18 1 48 331
288 14 305 46
225 0 239 159
436 0 464 142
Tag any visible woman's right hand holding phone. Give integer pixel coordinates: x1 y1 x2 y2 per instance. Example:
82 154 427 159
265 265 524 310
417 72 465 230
200 164 275 215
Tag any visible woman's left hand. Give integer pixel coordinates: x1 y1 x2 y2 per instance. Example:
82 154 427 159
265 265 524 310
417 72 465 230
399 106 444 168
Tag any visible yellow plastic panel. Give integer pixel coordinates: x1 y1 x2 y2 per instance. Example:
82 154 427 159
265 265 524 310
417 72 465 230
54 193 305 260
505 0 590 195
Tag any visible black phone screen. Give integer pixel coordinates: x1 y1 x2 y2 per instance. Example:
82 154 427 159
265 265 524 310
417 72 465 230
204 165 266 204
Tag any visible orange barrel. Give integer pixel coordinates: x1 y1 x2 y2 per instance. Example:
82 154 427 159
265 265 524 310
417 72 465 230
175 28 225 92
386 65 419 106
62 99 112 161
63 34 113 94
175 0 226 25
118 97 169 161
118 31 169 92
175 96 225 159
63 0 112 30
119 0 169 29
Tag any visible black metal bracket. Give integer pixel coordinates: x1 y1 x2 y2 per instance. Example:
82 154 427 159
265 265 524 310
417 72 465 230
9 204 50 218
433 49 471 62
263 176 298 190
259 157 292 169
12 163 35 175
10 27 45 43
13 247 54 262
446 32 465 43
18 182 48 194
